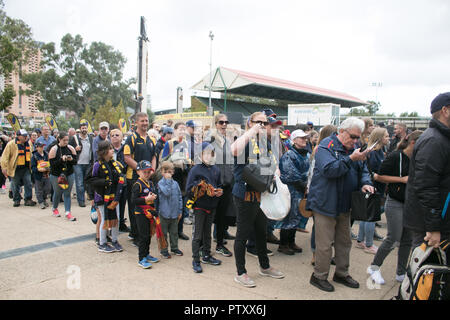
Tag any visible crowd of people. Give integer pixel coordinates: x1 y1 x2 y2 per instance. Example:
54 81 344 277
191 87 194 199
0 92 448 292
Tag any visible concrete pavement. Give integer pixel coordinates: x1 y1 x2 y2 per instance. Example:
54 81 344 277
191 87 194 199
0 189 401 300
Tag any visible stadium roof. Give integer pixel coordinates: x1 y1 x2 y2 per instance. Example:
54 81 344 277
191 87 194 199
191 67 368 108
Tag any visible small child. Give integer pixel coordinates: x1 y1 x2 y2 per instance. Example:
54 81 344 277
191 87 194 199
186 142 223 273
89 141 125 253
131 160 161 269
157 161 183 259
31 142 51 209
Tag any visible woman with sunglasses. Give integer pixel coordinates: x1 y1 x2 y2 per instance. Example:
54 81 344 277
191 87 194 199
230 112 285 288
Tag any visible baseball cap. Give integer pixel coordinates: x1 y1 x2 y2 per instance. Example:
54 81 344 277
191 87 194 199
430 92 450 114
262 108 276 118
267 116 282 126
186 120 197 128
136 160 152 171
163 127 174 135
35 141 45 147
307 121 314 126
201 142 215 152
291 129 309 140
99 122 109 129
17 129 28 136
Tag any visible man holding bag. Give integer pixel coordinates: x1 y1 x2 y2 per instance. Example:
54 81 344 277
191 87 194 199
307 117 374 292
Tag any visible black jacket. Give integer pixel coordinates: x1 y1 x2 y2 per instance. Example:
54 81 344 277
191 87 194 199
404 119 450 233
69 134 93 165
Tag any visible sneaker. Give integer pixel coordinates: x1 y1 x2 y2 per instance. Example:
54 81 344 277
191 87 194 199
24 199 37 206
216 245 232 257
355 241 367 249
98 243 115 253
246 247 258 258
234 273 256 288
395 274 406 283
52 208 61 217
201 255 222 265
39 202 46 209
171 249 183 256
145 255 160 263
44 201 49 208
259 267 285 279
364 245 378 255
192 260 203 273
267 249 274 256
78 202 86 207
138 258 152 269
111 241 123 252
183 217 193 225
161 251 172 259
224 232 236 240
13 201 20 207
367 266 385 285
373 232 384 241
119 223 130 232
65 212 76 221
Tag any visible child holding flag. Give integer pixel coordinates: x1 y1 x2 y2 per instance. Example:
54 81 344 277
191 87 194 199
131 160 166 269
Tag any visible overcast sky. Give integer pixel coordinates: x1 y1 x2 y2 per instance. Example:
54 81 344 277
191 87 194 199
4 0 450 116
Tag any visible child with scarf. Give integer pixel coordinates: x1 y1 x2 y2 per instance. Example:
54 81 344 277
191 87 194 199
89 141 125 253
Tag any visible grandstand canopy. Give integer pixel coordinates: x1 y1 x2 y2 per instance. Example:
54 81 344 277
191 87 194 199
191 67 368 114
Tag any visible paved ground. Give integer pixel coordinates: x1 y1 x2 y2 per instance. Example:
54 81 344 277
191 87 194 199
0 188 401 300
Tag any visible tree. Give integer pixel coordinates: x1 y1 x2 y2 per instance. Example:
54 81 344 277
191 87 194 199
22 33 135 116
80 104 95 125
365 100 380 116
0 0 37 110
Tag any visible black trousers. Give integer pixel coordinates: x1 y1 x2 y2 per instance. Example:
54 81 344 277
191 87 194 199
280 229 296 246
119 184 127 225
214 186 232 246
233 196 270 275
192 208 215 261
135 213 151 261
127 179 138 238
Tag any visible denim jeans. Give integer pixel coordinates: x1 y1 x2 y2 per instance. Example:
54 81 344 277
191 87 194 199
73 164 90 205
11 167 33 201
357 221 376 247
50 174 74 212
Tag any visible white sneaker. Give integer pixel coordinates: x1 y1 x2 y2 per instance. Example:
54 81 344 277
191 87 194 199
183 217 193 225
234 273 256 288
367 266 385 285
395 274 405 283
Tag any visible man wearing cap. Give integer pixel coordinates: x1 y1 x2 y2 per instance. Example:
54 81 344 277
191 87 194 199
1 129 36 207
185 120 202 163
155 126 173 167
69 122 94 207
92 122 110 163
36 125 56 152
307 121 314 131
404 92 450 249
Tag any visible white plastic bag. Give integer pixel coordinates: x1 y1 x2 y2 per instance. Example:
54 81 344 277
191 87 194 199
260 175 291 221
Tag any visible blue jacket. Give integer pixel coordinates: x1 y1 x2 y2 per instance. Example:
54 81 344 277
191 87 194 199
277 147 310 229
307 133 372 217
157 178 183 219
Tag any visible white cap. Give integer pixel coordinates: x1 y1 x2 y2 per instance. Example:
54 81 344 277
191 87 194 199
290 129 309 140
99 122 109 129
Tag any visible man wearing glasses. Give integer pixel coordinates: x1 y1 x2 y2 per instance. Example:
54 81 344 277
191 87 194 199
69 122 94 207
307 117 374 292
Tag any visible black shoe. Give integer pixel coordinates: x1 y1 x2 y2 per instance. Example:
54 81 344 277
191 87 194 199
375 222 382 228
9 190 13 199
224 232 236 240
179 233 189 241
267 233 280 244
79 202 86 207
13 201 20 207
289 243 303 253
373 232 384 241
246 247 258 258
332 274 360 289
201 255 222 265
24 199 37 206
278 245 295 255
119 223 130 232
310 273 335 292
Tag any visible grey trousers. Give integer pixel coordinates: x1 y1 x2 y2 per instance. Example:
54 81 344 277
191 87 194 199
160 216 179 252
371 196 412 276
35 177 51 204
313 211 352 280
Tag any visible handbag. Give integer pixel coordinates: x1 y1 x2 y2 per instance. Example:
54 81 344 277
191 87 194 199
351 191 381 222
242 139 275 193
260 175 291 221
299 197 313 218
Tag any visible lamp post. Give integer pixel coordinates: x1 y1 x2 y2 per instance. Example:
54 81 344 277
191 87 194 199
208 30 214 116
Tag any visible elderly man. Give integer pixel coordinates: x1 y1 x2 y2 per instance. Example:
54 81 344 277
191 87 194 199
92 122 110 162
1 129 36 207
404 93 450 249
307 117 374 292
36 125 56 152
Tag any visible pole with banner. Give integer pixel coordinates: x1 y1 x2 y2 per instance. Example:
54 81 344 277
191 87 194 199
45 115 58 131
6 113 21 132
118 118 128 134
80 119 93 134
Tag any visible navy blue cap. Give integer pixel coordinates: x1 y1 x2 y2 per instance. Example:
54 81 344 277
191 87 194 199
268 116 282 125
262 108 276 118
201 142 214 152
307 121 314 126
186 120 197 128
136 160 152 171
163 127 174 135
430 92 450 114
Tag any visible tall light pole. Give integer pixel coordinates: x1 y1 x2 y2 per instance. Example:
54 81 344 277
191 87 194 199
208 30 214 116
370 82 382 116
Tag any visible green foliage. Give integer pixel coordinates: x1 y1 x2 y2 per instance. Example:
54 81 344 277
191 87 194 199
21 33 135 116
146 108 155 124
92 100 132 130
400 111 419 117
366 100 380 116
80 104 95 125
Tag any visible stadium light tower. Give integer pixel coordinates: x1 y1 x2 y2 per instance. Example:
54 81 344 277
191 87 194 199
371 82 382 104
208 30 214 116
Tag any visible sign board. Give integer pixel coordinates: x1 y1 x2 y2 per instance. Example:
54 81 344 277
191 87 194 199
288 103 340 126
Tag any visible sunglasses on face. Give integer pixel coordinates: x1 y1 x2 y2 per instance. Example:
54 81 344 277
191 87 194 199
217 120 229 125
251 120 270 126
346 131 361 140
111 134 120 137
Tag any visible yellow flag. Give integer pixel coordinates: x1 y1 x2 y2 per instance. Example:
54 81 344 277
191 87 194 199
6 113 21 132
119 118 127 134
80 119 93 134
45 116 58 131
